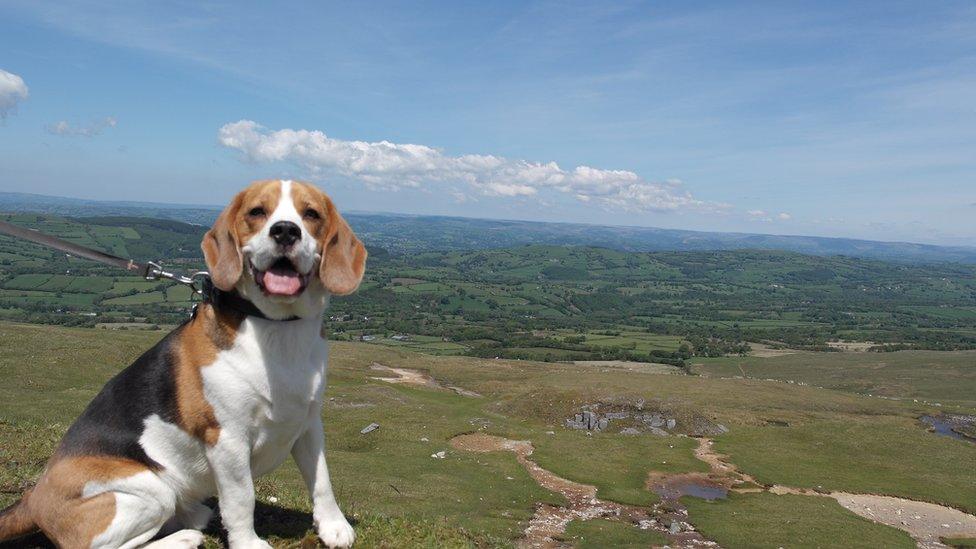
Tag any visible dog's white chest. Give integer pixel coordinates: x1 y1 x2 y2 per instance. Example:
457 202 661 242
204 318 329 474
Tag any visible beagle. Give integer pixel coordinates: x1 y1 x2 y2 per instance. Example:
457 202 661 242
0 180 366 549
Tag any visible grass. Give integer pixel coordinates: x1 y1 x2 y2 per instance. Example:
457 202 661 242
715 421 976 513
0 321 973 547
554 329 686 353
558 519 668 548
2 274 52 290
532 429 705 506
685 492 916 548
695 350 976 408
102 291 167 305
107 279 164 295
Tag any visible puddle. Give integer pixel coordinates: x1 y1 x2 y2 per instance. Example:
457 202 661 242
450 433 718 548
453 430 976 548
697 438 976 548
921 415 976 443
647 473 728 502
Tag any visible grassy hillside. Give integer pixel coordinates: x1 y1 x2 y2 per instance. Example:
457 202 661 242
694 350 976 409
3 214 976 364
1 321 973 547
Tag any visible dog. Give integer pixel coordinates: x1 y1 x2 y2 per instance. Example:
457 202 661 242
0 179 366 549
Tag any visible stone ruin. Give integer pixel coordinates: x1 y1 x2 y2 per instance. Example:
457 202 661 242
565 398 728 437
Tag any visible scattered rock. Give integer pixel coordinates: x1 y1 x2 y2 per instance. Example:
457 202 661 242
583 410 598 430
431 451 446 459
620 427 642 436
645 414 665 428
565 400 728 437
360 422 380 435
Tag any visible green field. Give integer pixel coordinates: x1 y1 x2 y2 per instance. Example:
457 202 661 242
4 214 976 362
694 350 976 408
1 321 973 547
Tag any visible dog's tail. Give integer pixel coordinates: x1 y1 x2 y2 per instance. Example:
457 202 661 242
0 489 38 542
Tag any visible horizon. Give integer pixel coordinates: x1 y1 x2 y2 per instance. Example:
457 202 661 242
3 188 973 251
1 2 974 247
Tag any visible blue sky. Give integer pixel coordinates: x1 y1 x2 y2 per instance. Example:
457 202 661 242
0 1 973 245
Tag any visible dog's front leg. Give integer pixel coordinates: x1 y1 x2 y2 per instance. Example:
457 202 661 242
206 434 270 549
292 412 356 548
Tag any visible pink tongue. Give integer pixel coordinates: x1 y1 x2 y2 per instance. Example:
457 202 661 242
262 270 302 295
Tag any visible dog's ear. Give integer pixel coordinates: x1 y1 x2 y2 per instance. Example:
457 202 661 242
319 202 367 295
202 192 244 291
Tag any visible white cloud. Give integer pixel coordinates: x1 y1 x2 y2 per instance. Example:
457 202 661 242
0 69 29 119
747 209 792 222
46 116 117 137
217 120 713 212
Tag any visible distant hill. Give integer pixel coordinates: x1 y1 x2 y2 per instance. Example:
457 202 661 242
2 191 974 263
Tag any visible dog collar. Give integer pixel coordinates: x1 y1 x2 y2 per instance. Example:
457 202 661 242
200 277 301 322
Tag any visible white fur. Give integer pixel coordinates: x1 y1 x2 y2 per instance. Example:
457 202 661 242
81 181 355 548
239 180 329 320
86 471 178 549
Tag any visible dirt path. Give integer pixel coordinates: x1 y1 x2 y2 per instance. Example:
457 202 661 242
370 363 481 397
450 433 718 548
697 438 976 548
453 431 976 547
693 438 762 490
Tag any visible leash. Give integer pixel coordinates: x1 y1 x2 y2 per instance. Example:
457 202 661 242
0 219 297 321
0 219 209 293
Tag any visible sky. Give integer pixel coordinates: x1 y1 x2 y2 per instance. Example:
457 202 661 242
0 1 973 246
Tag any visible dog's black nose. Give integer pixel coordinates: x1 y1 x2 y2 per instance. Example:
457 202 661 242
269 221 301 247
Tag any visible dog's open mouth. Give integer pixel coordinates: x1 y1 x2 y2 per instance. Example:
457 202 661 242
253 257 309 297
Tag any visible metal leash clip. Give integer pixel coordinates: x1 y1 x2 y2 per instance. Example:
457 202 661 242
144 261 211 296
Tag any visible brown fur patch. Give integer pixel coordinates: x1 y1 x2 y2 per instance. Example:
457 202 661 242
289 180 367 295
202 179 282 291
233 179 281 244
290 180 330 242
171 303 243 446
27 456 149 548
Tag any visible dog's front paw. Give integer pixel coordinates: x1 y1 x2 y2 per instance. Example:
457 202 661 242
318 517 356 548
228 537 273 549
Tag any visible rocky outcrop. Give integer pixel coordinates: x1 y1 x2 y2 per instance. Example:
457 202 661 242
564 400 729 437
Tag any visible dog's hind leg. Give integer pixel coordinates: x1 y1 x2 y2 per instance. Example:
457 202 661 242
176 501 214 531
93 486 177 549
159 500 213 537
28 458 179 549
143 529 205 548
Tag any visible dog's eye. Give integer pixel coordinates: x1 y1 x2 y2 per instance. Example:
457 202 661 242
248 207 266 217
303 208 321 220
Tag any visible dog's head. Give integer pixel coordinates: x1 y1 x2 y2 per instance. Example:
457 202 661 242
202 179 367 319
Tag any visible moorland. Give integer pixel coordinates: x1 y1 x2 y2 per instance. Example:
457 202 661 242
0 208 974 548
